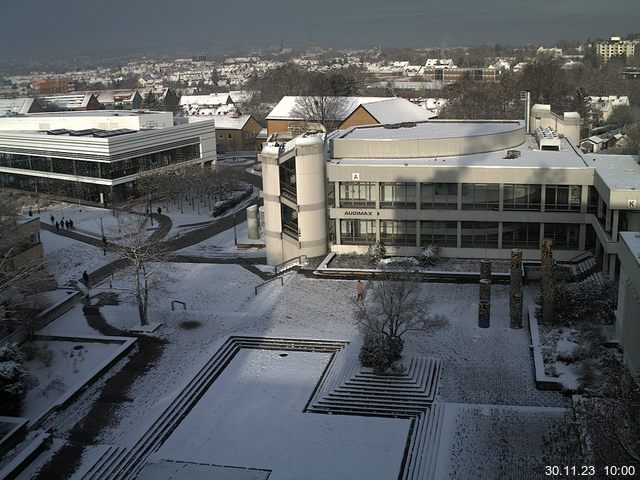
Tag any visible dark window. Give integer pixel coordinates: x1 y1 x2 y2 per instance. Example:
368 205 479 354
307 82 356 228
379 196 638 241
421 183 458 209
461 222 499 248
420 221 457 247
545 185 581 211
462 184 500 210
340 219 377 245
380 220 416 246
380 182 416 208
503 184 541 211
502 222 540 249
544 223 579 250
339 182 376 208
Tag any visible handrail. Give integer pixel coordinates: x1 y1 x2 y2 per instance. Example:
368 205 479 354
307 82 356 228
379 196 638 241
274 255 307 275
254 276 284 295
569 250 594 263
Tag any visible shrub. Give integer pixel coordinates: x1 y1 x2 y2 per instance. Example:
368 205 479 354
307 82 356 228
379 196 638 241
359 333 392 373
537 281 616 326
367 241 386 264
0 343 28 415
419 243 440 267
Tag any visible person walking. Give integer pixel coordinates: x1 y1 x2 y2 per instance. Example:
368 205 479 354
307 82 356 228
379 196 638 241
69 219 74 230
157 207 162 215
50 214 55 225
356 279 365 301
82 270 89 285
55 221 60 231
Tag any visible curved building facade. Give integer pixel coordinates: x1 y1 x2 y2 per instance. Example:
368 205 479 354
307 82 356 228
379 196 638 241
260 117 640 284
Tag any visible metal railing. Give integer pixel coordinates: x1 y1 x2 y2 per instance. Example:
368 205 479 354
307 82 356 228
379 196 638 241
274 255 307 276
254 276 284 295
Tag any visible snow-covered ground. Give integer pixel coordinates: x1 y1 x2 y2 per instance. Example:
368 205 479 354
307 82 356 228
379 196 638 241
175 219 265 258
157 349 410 480
41 230 118 286
136 187 258 240
34 259 568 479
38 305 100 337
21 339 120 421
39 203 140 240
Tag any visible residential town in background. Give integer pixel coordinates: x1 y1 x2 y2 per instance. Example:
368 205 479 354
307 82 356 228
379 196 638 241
0 30 639 480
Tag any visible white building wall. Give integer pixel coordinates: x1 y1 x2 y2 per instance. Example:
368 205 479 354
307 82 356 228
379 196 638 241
616 233 640 374
0 111 174 131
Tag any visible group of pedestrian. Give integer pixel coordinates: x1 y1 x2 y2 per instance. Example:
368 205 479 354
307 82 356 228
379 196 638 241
51 215 74 231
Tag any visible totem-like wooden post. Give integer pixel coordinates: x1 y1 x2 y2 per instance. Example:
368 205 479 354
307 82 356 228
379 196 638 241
478 259 491 327
478 300 490 328
479 279 491 303
540 238 556 324
510 249 523 329
480 259 492 281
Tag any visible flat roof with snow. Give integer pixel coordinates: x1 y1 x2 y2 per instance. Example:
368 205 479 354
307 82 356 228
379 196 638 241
340 120 523 141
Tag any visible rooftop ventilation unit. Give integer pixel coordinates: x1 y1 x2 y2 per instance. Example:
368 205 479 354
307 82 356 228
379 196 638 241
92 129 137 138
534 127 561 151
69 128 101 137
383 122 417 129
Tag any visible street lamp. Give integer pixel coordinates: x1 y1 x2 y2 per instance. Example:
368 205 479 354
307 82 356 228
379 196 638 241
148 193 154 227
232 211 238 246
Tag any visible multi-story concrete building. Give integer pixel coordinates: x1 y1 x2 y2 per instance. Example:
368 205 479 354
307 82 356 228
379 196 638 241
0 111 216 204
616 232 640 373
596 36 636 62
260 107 639 283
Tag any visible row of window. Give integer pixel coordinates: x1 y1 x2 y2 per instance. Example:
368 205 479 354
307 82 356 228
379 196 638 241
0 144 199 180
336 182 594 212
0 171 135 203
338 220 581 250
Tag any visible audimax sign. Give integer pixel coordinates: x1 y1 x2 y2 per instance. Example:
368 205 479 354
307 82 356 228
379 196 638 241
344 210 380 216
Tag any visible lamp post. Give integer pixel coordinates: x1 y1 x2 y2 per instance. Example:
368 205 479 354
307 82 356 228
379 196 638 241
148 193 154 227
232 211 238 246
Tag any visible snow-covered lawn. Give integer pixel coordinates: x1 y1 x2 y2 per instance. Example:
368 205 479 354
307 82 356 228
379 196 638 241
156 349 410 480
21 339 121 421
137 187 258 240
41 230 118 286
39 204 140 240
38 270 570 479
175 219 265 258
38 305 100 337
104 263 259 317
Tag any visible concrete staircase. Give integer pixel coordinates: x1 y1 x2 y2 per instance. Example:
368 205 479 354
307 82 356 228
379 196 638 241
401 404 446 480
308 352 441 418
79 336 347 480
565 254 604 286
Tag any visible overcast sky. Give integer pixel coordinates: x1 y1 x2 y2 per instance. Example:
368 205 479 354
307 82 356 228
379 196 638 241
1 0 638 59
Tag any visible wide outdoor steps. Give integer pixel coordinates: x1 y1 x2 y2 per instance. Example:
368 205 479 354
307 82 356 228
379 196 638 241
77 445 128 480
80 336 347 480
401 404 446 480
308 353 441 417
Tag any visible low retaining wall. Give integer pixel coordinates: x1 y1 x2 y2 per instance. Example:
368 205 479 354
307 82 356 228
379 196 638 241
528 305 563 391
0 289 83 348
28 334 137 429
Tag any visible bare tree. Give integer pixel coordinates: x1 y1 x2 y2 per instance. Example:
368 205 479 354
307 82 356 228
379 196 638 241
107 216 167 326
354 271 447 370
291 95 350 132
0 199 48 334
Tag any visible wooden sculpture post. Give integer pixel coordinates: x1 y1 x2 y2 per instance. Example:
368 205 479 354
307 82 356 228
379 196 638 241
510 249 523 329
540 238 556 324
